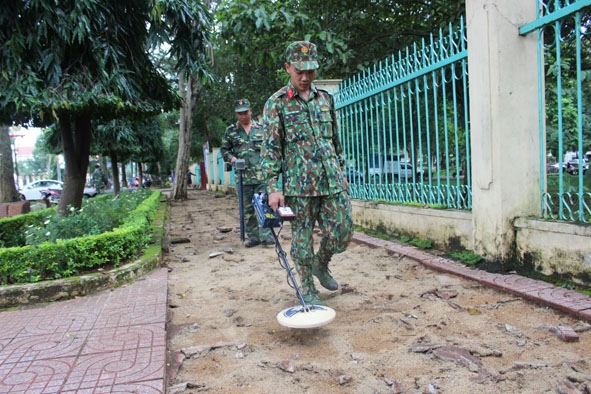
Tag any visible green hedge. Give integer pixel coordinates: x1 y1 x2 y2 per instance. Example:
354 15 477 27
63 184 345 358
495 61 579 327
0 208 53 248
0 191 161 285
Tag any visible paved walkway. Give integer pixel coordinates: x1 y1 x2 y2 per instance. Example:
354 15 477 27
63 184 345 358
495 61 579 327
1 234 590 393
0 268 168 394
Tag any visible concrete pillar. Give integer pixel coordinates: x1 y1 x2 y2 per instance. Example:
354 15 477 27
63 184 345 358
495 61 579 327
211 148 221 186
314 79 342 95
466 0 542 260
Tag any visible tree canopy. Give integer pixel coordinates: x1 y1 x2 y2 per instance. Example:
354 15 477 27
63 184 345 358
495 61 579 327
0 0 211 210
199 0 466 143
1 1 470 205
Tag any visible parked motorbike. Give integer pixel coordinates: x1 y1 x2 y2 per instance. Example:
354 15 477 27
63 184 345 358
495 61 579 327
40 188 61 206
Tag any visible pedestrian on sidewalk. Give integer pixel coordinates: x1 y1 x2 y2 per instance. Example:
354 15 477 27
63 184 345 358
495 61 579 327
260 41 354 306
187 168 195 188
221 98 274 248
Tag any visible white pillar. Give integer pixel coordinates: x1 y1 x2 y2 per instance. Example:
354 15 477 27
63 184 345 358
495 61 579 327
466 0 542 259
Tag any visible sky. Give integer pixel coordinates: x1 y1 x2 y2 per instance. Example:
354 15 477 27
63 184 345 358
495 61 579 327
9 126 42 149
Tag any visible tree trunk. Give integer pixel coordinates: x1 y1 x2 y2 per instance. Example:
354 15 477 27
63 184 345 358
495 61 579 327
121 162 128 188
46 155 53 179
57 113 92 214
172 71 200 200
109 150 121 196
156 161 163 187
138 162 144 187
0 124 20 202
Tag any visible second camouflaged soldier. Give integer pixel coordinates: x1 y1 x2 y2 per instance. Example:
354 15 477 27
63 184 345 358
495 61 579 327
221 99 273 248
91 164 108 194
261 41 354 305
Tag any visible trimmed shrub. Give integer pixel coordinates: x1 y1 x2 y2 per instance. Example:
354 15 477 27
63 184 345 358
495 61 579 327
0 190 161 285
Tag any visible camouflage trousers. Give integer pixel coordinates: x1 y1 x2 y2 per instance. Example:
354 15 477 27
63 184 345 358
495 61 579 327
286 192 353 292
239 183 271 243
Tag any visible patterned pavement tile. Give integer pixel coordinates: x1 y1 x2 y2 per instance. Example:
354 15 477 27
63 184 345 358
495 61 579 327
16 310 99 337
60 379 164 393
60 345 165 392
533 286 591 311
0 268 168 394
491 274 555 293
0 357 75 394
458 268 501 283
0 332 86 365
102 285 166 308
93 302 166 330
46 292 110 312
0 340 10 357
419 256 473 275
81 324 166 355
0 313 35 340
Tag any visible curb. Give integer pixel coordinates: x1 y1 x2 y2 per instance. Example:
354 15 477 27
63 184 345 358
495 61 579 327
0 248 162 308
352 232 591 322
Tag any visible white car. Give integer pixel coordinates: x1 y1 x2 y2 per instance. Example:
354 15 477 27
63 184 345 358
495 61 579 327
19 180 98 201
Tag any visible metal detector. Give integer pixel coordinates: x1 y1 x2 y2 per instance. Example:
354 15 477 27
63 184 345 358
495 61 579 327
251 192 336 329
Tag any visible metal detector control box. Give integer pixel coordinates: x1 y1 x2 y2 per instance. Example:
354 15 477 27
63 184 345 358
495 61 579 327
253 192 294 228
234 159 246 171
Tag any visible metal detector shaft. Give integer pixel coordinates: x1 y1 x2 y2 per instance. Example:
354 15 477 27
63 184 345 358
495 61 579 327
268 226 309 309
237 169 245 242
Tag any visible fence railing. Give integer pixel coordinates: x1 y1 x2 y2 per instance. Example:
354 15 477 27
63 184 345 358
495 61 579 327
520 0 591 223
334 18 471 210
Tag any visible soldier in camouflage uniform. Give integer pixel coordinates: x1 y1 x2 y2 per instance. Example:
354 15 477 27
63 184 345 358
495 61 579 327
260 41 353 306
91 164 108 194
221 99 273 248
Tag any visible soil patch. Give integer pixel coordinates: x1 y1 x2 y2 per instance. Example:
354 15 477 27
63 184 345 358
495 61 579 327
165 189 591 394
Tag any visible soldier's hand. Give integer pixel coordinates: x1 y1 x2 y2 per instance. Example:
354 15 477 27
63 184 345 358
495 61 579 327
268 192 284 212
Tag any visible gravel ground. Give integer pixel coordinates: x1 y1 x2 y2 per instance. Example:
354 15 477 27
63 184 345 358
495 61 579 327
165 189 591 394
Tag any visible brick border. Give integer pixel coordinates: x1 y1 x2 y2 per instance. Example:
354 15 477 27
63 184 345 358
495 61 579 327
352 232 591 322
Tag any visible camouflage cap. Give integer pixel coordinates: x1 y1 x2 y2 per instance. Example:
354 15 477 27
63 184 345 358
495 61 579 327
234 99 251 112
285 41 319 71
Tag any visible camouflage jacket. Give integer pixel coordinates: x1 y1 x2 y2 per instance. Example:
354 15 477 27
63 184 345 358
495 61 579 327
261 81 346 196
91 169 107 186
220 120 265 185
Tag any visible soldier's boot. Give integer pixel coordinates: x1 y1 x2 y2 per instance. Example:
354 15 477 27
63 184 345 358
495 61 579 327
299 266 324 306
312 256 338 291
261 229 275 246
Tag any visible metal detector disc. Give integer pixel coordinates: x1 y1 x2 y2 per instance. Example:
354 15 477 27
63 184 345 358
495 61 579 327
276 305 336 328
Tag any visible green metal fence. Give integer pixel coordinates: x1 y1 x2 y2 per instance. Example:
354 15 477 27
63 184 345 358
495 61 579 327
520 0 591 223
335 19 471 210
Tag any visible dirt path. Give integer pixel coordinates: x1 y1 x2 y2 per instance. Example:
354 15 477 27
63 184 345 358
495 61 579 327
164 189 591 394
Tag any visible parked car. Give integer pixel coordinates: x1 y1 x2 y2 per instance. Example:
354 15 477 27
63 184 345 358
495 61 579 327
367 154 423 180
547 162 561 173
345 168 365 183
564 159 589 175
548 159 589 175
19 180 98 201
386 161 420 180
